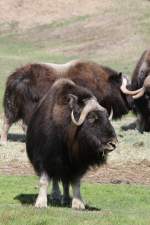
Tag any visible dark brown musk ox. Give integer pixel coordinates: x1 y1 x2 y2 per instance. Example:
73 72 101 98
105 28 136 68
121 49 150 132
1 60 139 144
26 78 118 209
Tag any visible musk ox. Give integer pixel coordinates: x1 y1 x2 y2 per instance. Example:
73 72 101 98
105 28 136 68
26 78 118 209
1 60 138 144
121 49 150 132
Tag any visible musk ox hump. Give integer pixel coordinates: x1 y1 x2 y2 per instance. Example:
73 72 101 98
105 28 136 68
42 60 79 74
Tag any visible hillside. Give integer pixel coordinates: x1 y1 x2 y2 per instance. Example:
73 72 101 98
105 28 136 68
0 0 150 67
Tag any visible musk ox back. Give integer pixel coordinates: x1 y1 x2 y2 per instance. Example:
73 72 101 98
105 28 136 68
26 78 117 209
1 60 131 144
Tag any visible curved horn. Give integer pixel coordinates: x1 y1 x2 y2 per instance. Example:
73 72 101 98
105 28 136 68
109 108 113 121
120 77 143 95
71 98 105 126
132 87 145 99
132 75 150 99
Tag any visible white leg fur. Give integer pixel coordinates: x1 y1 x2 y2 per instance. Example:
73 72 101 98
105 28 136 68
35 173 49 208
0 116 11 145
71 179 85 210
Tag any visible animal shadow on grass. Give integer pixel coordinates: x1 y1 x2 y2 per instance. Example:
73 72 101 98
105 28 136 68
7 133 26 143
14 194 101 211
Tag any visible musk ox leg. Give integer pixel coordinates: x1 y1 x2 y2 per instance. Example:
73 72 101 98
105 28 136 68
62 181 71 206
0 116 12 145
133 114 147 133
50 179 61 205
122 116 145 133
71 179 85 210
121 120 137 131
35 172 49 208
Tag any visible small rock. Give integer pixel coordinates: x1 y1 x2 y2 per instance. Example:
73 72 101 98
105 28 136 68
133 141 144 147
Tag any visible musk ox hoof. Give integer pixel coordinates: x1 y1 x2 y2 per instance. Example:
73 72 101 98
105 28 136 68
49 195 61 206
0 141 7 146
35 196 47 208
62 196 71 206
0 137 7 146
72 198 85 210
49 190 61 206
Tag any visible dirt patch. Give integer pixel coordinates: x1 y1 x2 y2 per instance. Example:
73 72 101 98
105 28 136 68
1 161 150 185
85 163 150 185
0 0 112 30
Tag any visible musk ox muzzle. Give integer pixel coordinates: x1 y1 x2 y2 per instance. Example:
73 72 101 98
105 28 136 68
102 137 118 153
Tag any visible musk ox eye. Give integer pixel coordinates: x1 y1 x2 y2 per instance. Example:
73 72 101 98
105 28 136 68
88 114 98 123
145 94 150 100
67 94 78 108
88 117 95 123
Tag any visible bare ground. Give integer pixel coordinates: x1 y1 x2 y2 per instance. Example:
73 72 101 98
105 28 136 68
1 161 150 185
0 0 113 30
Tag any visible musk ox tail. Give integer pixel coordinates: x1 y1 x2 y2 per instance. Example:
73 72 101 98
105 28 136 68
1 63 56 144
3 64 40 124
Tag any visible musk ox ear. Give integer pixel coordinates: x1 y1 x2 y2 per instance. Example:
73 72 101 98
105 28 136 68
109 72 122 82
67 94 78 109
118 72 122 78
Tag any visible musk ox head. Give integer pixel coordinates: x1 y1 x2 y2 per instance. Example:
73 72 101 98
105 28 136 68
137 50 150 84
70 100 117 166
45 78 117 168
52 80 118 167
130 50 150 89
102 70 140 118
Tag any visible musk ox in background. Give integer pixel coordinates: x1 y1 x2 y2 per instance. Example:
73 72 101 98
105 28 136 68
122 49 150 132
1 60 138 144
26 78 117 209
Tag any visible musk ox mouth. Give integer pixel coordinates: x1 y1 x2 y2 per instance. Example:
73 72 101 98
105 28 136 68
102 140 117 153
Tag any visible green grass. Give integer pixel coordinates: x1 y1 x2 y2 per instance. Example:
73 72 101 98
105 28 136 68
0 176 150 225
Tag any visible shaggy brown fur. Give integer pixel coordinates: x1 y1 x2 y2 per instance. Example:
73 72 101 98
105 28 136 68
26 78 117 208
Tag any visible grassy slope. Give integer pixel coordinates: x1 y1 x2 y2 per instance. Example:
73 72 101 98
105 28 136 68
0 176 150 225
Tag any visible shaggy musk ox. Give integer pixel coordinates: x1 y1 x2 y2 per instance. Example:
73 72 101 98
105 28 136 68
1 59 138 144
121 49 150 132
26 78 118 209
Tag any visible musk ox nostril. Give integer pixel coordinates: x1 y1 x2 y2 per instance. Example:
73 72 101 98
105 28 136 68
106 138 118 151
109 142 116 149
